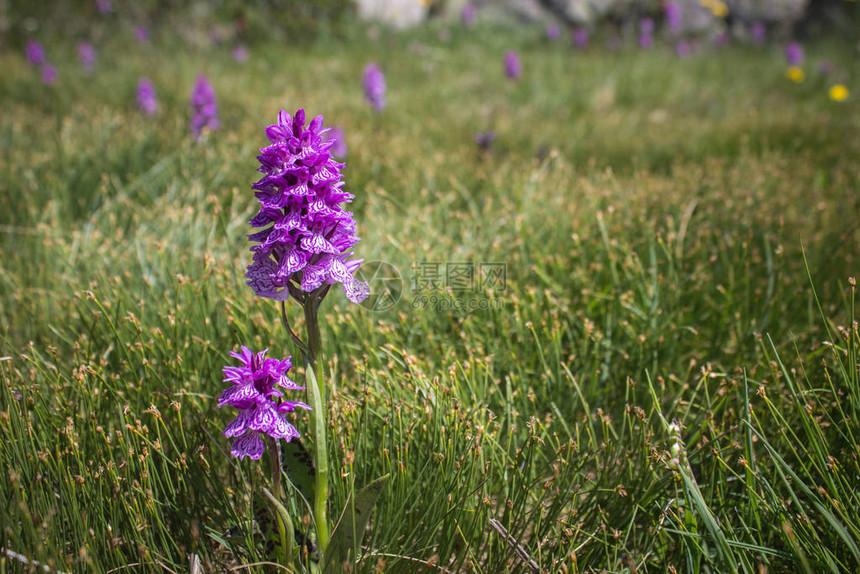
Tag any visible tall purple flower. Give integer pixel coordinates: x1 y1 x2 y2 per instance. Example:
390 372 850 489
190 75 219 140
573 27 589 49
25 40 45 67
750 21 766 46
363 64 386 112
326 126 348 159
639 18 654 49
233 45 248 63
245 109 369 304
461 3 476 27
664 1 682 36
41 63 57 85
504 50 521 80
219 346 310 460
546 23 560 41
78 42 96 73
785 41 803 66
137 78 157 116
675 40 692 58
640 17 655 35
135 25 149 44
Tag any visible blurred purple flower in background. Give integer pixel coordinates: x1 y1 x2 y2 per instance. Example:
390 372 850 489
190 75 219 140
363 63 387 112
26 40 45 66
233 45 248 62
785 41 804 66
546 23 560 41
137 78 157 116
135 25 149 44
41 63 57 85
818 60 833 76
640 17 655 35
78 42 96 73
461 3 476 27
639 18 654 49
504 50 521 79
245 109 369 303
573 27 589 49
664 1 682 36
675 40 692 58
750 21 766 46
327 126 348 158
474 130 496 151
218 346 310 460
713 30 729 48
96 0 111 14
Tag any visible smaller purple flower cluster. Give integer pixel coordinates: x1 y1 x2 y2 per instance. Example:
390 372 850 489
137 78 158 116
25 40 57 86
461 3 476 27
326 126 348 159
26 40 45 67
573 28 589 49
639 18 655 49
504 50 521 80
190 75 219 140
664 1 682 36
233 45 249 63
78 42 96 73
474 130 496 151
749 21 766 46
785 41 804 66
135 25 149 44
363 64 386 112
219 346 310 460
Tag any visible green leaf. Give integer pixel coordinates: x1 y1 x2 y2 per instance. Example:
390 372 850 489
324 475 389 574
262 486 295 568
281 437 316 508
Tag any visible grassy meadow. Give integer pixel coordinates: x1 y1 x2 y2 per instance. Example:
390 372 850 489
1 20 860 573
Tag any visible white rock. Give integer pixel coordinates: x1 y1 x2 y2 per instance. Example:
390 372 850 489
354 0 429 29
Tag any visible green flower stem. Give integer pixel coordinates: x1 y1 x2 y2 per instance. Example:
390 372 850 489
303 299 330 564
267 437 292 568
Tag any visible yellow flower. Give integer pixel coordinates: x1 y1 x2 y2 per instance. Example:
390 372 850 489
786 66 805 83
700 0 729 16
711 0 728 17
829 84 849 102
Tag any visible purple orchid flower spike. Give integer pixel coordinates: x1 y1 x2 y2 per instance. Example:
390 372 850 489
785 41 804 66
78 42 96 73
504 50 521 80
363 63 387 112
190 75 219 140
137 78 158 116
26 40 45 67
245 109 369 305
